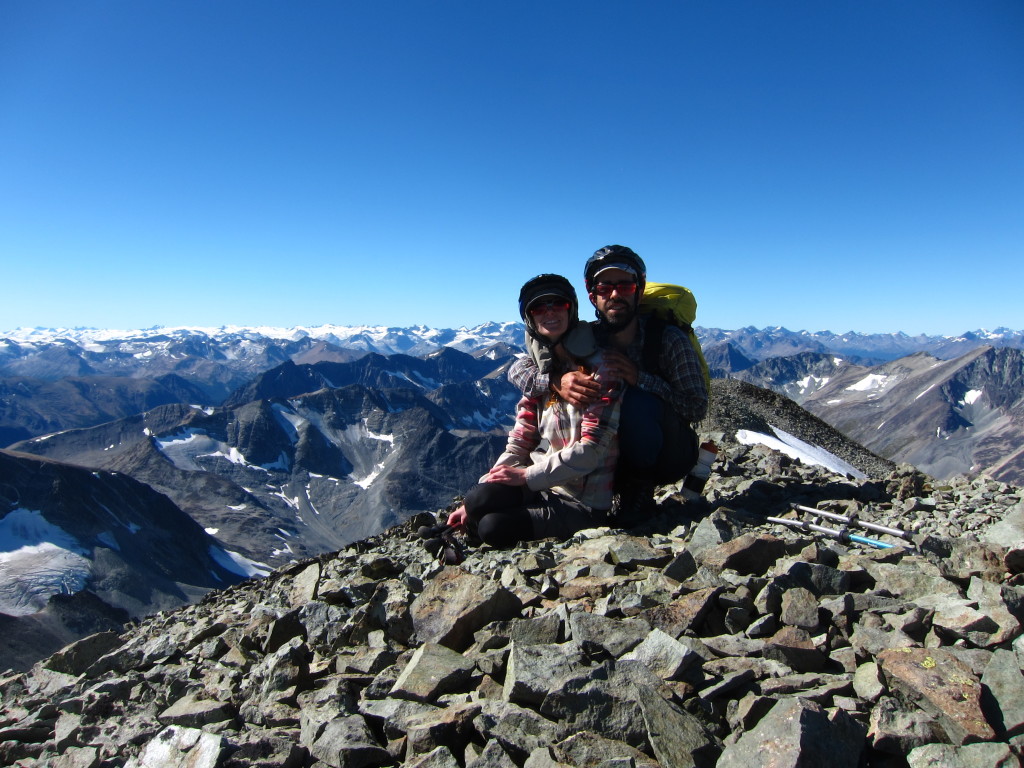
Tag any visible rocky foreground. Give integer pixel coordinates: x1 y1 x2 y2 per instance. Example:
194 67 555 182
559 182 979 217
1 441 1023 767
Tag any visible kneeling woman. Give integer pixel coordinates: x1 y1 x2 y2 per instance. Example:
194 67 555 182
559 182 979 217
448 274 622 545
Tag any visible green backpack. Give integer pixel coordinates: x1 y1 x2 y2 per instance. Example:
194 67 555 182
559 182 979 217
638 282 711 396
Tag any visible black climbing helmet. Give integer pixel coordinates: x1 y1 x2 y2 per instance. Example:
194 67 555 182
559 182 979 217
584 245 647 292
517 274 579 324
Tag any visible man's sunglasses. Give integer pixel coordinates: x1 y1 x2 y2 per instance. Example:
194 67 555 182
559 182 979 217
593 281 638 297
528 300 571 317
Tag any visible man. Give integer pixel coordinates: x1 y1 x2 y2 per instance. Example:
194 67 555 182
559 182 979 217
508 245 708 517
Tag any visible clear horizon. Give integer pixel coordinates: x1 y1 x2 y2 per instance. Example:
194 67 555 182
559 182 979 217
2 2 1022 336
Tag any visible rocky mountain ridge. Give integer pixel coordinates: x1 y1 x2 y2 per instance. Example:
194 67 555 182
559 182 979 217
700 326 1024 364
3 324 1022 395
8 388 514 566
5 323 1023 489
1 440 1022 767
720 345 1024 487
820 348 1021 484
0 374 210 447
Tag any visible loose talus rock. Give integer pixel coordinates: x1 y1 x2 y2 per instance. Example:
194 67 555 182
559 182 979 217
1 443 1022 767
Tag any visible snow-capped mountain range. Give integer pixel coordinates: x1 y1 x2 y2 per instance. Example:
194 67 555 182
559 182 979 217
1 322 524 358
4 322 1023 355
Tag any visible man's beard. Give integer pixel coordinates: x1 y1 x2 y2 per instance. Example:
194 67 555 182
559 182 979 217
596 301 636 332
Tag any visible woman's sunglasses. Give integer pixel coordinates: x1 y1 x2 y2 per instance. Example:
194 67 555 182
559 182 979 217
528 300 571 317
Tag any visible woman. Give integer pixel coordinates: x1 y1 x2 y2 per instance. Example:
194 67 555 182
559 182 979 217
447 274 622 546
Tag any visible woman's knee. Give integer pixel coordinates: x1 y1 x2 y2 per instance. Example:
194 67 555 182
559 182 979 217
464 482 523 520
477 511 532 548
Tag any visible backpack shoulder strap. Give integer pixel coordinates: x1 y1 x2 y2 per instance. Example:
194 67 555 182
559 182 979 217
641 315 668 376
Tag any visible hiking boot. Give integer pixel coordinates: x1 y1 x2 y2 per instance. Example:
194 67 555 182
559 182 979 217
441 536 464 565
422 531 465 564
419 521 467 564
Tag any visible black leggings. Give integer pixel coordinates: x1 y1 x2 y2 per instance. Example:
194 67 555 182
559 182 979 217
462 481 607 547
463 482 534 547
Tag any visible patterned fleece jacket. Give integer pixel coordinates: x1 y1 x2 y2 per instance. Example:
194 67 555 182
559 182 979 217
491 352 621 512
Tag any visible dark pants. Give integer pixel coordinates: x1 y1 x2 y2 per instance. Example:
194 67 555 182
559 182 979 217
616 386 698 487
463 481 607 547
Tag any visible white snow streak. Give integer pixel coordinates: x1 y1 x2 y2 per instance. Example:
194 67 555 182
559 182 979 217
208 546 271 578
846 374 888 393
963 389 983 405
355 463 386 489
735 425 865 479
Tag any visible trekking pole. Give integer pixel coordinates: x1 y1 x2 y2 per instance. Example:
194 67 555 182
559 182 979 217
766 516 896 549
790 503 912 541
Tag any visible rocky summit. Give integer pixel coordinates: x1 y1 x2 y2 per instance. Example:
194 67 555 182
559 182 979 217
2 442 1023 768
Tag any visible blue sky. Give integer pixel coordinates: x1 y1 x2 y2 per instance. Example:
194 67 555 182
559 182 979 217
1 1 1021 336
